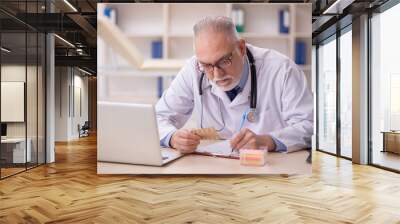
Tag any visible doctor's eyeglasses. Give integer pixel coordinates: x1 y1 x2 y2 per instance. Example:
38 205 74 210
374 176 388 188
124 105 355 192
197 52 233 74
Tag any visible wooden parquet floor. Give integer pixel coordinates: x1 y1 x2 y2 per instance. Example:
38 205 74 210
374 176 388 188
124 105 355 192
1 134 400 224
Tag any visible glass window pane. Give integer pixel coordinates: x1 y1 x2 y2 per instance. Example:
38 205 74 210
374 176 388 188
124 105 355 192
340 29 352 158
26 0 39 170
1 30 27 177
27 31 38 169
1 0 46 179
38 32 45 165
318 37 337 154
371 3 400 171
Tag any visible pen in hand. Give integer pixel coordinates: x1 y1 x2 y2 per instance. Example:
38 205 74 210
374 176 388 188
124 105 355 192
231 111 247 154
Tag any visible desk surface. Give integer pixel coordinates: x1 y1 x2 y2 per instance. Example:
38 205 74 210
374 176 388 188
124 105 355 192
1 138 27 143
381 131 400 134
98 150 311 175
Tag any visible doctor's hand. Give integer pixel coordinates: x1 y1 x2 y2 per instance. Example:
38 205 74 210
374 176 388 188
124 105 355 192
230 128 276 151
170 129 201 154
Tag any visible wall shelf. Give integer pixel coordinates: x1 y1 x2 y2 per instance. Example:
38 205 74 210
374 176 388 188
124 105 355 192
240 33 290 39
126 33 163 38
108 3 311 73
98 3 312 102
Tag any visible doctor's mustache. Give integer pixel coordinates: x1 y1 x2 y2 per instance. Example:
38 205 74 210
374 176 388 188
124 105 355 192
213 76 232 82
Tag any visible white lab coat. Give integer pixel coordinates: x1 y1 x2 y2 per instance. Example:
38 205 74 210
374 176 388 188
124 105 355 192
155 44 313 152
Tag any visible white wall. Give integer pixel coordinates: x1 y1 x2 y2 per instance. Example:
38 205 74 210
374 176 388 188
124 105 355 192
98 74 163 104
1 64 46 163
55 67 70 141
55 67 89 141
72 74 89 138
1 66 26 132
1 65 38 138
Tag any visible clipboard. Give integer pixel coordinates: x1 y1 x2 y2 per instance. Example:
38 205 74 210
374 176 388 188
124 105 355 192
195 140 239 160
193 151 240 160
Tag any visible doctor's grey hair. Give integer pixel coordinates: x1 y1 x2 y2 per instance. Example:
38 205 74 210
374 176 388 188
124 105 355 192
193 16 240 43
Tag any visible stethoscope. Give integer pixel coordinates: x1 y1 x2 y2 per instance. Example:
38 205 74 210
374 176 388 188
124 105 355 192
198 47 257 131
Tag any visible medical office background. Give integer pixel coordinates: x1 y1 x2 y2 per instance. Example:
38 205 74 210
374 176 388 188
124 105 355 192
97 2 313 145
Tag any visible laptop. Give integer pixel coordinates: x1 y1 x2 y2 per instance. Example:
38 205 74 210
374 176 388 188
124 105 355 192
98 101 183 166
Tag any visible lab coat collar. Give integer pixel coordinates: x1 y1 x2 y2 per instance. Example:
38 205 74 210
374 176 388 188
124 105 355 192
229 59 252 108
210 82 232 105
235 57 249 92
200 73 212 94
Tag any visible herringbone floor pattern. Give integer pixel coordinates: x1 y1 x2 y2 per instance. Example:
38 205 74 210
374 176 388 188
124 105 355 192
1 135 400 223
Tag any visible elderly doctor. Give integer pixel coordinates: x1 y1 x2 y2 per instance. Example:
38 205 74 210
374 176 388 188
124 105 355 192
156 16 313 154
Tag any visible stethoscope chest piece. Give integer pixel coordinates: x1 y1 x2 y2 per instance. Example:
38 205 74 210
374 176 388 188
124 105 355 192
246 109 257 123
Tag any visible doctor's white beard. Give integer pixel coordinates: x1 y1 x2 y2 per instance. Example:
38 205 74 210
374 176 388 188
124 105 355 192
210 76 241 92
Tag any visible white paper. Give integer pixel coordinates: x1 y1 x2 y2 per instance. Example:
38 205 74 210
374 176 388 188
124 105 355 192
196 140 239 157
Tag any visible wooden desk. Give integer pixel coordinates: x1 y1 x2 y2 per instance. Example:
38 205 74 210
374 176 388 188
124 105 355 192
97 150 311 175
382 131 400 154
1 138 32 164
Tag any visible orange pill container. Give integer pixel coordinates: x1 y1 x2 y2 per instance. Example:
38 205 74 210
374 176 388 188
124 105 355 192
239 149 267 166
